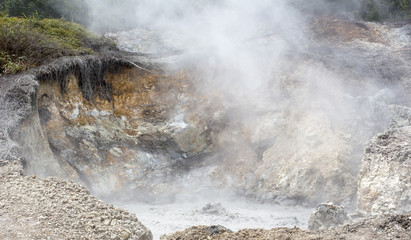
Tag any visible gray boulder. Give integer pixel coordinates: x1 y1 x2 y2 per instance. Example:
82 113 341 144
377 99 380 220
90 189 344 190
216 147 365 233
308 202 348 230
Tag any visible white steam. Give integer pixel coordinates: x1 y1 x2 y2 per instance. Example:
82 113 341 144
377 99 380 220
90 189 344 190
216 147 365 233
84 0 408 204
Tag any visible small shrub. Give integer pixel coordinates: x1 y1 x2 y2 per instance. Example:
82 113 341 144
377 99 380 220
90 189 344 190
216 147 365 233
363 0 410 21
364 0 382 21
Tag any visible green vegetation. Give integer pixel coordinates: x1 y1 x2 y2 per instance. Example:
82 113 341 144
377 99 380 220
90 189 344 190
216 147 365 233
363 0 410 21
0 0 89 25
0 14 116 75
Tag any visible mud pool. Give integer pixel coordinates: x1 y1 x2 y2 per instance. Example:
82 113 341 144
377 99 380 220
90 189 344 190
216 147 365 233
116 199 313 239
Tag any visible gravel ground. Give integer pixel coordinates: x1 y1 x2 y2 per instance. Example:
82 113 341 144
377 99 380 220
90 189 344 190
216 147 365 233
0 161 152 240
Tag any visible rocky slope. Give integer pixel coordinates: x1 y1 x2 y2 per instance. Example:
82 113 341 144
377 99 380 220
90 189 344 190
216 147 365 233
238 18 411 206
0 161 152 240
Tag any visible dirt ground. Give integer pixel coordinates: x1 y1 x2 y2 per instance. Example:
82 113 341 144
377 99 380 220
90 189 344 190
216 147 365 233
161 214 411 240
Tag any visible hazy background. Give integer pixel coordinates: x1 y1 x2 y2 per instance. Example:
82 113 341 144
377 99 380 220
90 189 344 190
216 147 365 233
85 0 367 32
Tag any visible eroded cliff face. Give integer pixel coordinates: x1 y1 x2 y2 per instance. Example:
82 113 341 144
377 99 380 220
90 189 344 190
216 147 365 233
11 63 218 199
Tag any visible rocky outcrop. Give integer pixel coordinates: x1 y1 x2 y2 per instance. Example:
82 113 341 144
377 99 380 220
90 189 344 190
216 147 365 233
308 202 348 230
0 74 37 163
357 106 411 215
200 18 410 206
250 111 357 204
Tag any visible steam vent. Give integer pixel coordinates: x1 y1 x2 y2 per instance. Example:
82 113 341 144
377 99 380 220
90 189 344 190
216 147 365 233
0 1 410 239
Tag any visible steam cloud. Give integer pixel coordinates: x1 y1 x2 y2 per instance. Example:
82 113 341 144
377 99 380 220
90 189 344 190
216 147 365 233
87 0 310 109
82 0 408 204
